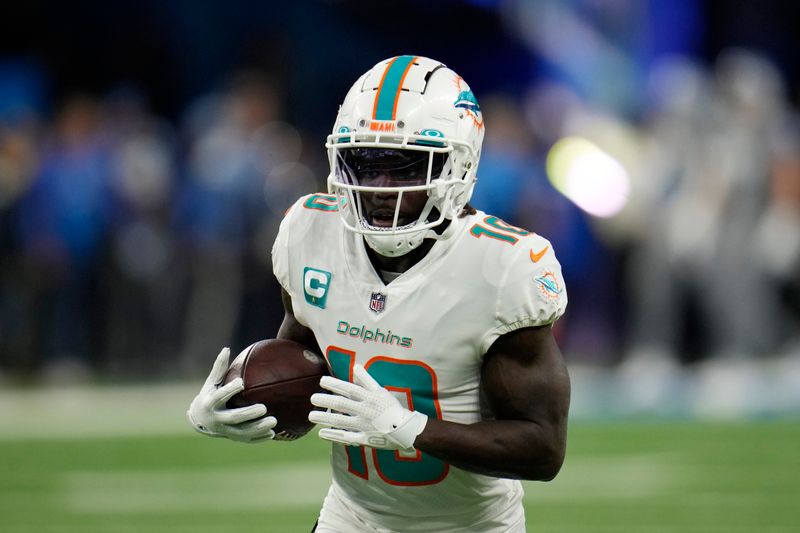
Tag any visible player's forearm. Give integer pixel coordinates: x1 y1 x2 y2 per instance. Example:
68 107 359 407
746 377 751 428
277 290 320 352
413 417 566 481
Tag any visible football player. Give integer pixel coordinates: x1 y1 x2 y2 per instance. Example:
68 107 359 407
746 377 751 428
188 55 570 532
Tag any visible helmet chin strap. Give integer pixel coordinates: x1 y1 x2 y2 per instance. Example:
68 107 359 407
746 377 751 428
359 190 445 257
363 230 428 258
362 212 458 258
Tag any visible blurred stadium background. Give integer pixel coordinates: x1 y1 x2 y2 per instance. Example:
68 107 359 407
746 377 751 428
1 1 799 531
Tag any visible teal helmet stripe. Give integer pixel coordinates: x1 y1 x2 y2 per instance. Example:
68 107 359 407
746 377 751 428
373 55 417 120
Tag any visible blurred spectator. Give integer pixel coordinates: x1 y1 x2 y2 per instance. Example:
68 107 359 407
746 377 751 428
100 88 185 379
702 48 788 359
13 94 112 381
175 70 294 377
755 117 800 354
622 55 718 368
0 116 41 375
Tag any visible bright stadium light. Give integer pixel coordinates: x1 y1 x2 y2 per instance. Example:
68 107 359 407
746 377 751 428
546 136 630 218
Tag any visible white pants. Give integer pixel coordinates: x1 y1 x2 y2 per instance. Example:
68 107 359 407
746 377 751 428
314 484 527 533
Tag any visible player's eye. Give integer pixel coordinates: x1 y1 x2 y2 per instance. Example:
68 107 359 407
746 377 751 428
359 170 381 181
404 166 425 181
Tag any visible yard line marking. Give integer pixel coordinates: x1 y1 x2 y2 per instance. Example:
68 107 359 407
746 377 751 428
0 383 200 440
522 453 688 502
61 463 331 513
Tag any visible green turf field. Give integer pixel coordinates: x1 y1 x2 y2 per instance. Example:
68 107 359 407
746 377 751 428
2 420 798 532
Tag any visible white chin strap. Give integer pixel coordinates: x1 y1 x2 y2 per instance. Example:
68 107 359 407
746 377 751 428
360 211 459 258
363 228 430 257
358 192 446 258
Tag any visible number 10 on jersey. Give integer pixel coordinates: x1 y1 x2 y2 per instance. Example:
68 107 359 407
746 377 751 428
325 346 449 486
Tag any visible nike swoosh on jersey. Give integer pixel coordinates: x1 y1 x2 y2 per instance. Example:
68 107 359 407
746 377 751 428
530 246 549 263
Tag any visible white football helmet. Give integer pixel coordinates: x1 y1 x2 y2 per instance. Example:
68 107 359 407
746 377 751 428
326 55 485 257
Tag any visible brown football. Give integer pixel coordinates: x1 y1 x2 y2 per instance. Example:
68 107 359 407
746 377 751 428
224 339 329 440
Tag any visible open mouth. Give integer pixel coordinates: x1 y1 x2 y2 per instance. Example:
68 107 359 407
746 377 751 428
362 209 416 231
369 209 405 228
371 214 397 227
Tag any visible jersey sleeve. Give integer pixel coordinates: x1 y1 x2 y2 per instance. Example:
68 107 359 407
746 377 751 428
479 237 568 354
271 196 305 294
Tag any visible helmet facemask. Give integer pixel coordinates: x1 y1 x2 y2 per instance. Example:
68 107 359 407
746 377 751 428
327 132 477 257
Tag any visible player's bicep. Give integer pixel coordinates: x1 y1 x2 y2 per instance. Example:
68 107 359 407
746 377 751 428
481 325 570 433
277 288 319 352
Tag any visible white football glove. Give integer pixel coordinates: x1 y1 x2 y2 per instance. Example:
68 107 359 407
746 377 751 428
187 347 278 443
308 364 428 451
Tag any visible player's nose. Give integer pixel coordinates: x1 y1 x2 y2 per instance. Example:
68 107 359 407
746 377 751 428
364 178 396 201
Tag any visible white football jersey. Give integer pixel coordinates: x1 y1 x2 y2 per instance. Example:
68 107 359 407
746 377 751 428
272 194 567 532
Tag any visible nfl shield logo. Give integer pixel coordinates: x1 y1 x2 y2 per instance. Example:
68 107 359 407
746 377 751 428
369 292 386 314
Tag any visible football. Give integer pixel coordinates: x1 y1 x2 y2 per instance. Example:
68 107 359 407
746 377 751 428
224 339 329 440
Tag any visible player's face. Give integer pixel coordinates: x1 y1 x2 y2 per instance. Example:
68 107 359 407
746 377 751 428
338 148 445 227
360 186 428 229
